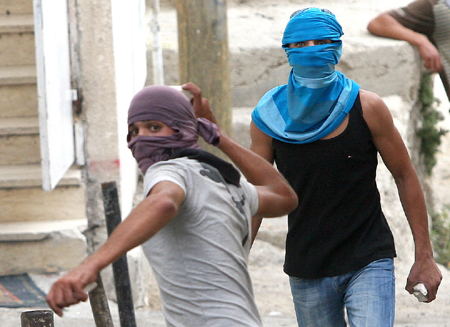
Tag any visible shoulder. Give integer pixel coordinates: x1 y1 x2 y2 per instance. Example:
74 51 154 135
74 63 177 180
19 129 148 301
391 0 435 29
144 158 194 196
359 89 384 109
359 90 390 116
146 158 189 176
399 0 435 15
150 157 196 171
359 90 395 136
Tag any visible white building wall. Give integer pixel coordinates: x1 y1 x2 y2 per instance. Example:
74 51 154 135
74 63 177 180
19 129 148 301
111 0 147 217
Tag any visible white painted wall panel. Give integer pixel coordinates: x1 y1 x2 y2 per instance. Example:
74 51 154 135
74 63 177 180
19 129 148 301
34 0 74 191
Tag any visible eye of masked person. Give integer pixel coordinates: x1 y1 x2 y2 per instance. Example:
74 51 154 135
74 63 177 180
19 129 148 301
128 120 175 140
288 39 334 48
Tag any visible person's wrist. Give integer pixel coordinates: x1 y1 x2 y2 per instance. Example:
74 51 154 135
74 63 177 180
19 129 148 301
81 255 104 273
414 248 434 262
413 34 430 48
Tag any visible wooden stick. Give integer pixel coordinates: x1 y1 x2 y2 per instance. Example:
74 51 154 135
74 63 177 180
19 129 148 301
88 275 115 327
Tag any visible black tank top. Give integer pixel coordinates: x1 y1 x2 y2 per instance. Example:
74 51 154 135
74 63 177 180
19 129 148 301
273 94 396 278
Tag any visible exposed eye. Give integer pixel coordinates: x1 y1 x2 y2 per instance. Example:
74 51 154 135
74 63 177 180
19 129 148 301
290 41 307 48
129 127 138 137
149 124 162 132
316 40 333 45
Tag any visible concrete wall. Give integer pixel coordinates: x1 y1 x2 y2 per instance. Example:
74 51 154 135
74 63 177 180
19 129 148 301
71 0 150 303
111 0 147 217
74 0 146 228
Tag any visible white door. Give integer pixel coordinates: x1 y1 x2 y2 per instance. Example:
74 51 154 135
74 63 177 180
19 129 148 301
33 0 74 191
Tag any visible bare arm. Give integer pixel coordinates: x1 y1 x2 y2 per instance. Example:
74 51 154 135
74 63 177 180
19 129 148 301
218 127 297 218
249 120 277 240
367 12 442 72
360 90 442 301
47 181 185 316
182 82 297 221
249 121 275 164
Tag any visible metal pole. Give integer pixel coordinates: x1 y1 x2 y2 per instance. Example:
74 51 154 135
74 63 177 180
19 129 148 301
21 310 53 327
101 181 137 327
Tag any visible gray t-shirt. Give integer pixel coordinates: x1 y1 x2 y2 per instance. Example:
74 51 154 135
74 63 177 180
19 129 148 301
141 157 261 327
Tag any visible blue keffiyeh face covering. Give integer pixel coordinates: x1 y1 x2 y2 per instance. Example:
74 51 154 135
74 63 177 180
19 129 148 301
252 8 360 144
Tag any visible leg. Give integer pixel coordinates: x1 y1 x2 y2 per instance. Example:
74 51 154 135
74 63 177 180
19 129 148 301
345 258 395 327
289 275 347 327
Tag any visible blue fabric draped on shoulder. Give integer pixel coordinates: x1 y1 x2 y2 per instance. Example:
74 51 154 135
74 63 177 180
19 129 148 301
252 77 359 144
252 7 360 144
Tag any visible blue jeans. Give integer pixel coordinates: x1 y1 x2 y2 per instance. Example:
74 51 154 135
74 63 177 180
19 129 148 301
289 258 395 327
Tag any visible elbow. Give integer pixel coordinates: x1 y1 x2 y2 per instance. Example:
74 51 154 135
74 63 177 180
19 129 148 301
152 195 180 221
368 12 398 38
367 13 388 35
286 190 299 213
161 198 180 218
277 190 298 216
277 183 299 215
367 19 380 35
256 184 298 218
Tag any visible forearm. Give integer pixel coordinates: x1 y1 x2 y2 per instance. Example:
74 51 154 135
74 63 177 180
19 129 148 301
395 171 433 258
368 12 442 72
85 192 179 272
396 172 443 300
47 181 183 316
219 128 285 188
368 13 428 47
183 81 297 215
218 128 297 216
363 90 442 300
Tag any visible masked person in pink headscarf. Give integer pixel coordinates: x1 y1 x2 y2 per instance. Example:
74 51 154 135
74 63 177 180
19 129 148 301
46 83 297 327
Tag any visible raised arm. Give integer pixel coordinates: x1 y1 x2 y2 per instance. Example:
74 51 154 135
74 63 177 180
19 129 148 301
218 126 297 217
360 90 442 302
367 12 442 72
47 181 185 316
182 82 297 220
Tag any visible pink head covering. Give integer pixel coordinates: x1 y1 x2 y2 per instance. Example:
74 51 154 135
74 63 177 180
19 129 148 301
127 85 220 174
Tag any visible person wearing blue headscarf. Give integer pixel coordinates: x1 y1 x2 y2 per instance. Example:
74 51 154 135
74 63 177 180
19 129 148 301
253 8 360 144
250 8 442 327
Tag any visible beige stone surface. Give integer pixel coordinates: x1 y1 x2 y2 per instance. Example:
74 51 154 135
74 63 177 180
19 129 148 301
0 184 86 222
0 84 38 118
0 224 87 275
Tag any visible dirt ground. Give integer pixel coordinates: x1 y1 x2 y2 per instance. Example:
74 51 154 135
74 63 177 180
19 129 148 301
250 218 450 326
